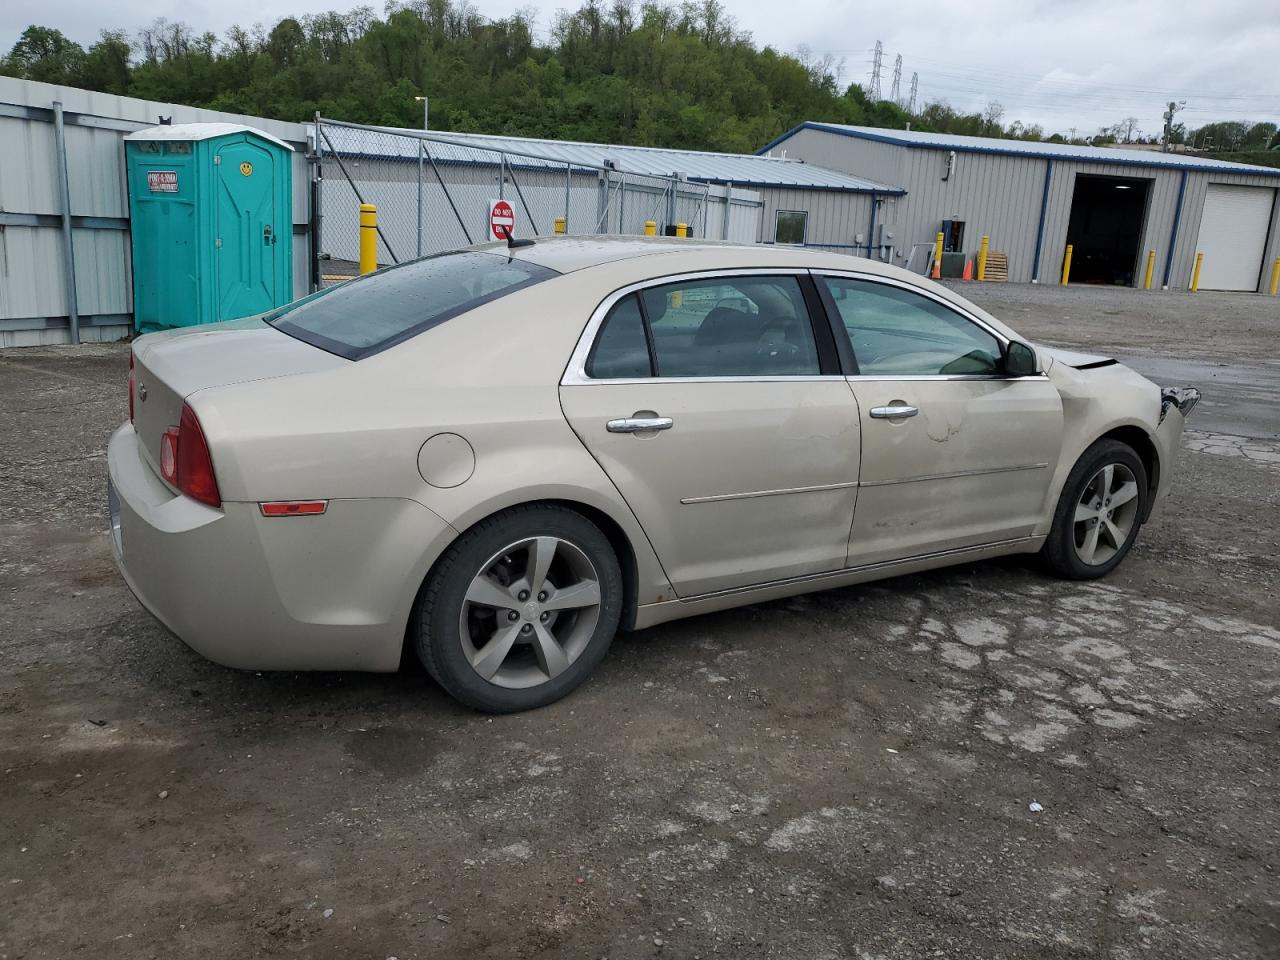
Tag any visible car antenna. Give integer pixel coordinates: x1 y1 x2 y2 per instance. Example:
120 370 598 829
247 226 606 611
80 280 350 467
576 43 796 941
500 225 535 250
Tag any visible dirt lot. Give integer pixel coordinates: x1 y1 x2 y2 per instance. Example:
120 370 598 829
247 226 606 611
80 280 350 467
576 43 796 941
2 285 1278 960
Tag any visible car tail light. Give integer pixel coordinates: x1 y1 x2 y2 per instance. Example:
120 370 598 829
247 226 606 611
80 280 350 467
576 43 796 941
175 403 221 507
128 351 136 422
159 404 222 507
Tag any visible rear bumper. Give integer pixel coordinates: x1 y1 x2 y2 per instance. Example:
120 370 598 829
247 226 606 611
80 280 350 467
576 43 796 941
106 423 456 672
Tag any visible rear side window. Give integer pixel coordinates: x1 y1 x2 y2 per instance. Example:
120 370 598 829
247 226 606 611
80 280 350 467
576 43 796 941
270 251 557 359
587 275 822 379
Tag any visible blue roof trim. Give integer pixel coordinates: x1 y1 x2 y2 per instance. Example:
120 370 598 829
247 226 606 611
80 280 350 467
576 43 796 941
684 174 905 196
759 121 1280 178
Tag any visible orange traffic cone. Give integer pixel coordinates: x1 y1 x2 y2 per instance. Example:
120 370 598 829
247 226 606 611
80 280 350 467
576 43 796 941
930 255 941 280
962 258 973 281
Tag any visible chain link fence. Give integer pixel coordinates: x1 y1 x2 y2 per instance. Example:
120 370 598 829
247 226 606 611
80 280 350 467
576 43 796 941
314 118 761 280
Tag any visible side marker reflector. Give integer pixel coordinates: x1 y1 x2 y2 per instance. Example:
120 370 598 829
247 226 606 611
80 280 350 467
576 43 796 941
260 501 328 517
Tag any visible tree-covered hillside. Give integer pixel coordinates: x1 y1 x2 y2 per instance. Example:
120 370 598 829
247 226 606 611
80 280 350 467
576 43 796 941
3 0 1276 157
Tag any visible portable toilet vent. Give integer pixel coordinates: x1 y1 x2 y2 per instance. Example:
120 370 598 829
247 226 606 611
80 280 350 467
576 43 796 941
124 123 293 332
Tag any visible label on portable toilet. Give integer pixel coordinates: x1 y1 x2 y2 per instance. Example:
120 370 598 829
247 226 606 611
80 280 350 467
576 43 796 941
147 170 178 193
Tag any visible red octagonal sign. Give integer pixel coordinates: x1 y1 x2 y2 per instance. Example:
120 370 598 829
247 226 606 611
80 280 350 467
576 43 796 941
490 200 515 239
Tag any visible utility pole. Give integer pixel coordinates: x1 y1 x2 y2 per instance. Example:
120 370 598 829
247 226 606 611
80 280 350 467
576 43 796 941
1069 127 1076 142
1162 100 1184 153
907 72 918 114
890 53 902 105
867 40 883 102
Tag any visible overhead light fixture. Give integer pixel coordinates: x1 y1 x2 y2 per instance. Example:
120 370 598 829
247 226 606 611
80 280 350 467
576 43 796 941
1115 184 1132 190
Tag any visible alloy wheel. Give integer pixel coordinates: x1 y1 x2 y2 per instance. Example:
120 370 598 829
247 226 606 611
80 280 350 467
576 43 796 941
458 536 602 689
1072 462 1141 566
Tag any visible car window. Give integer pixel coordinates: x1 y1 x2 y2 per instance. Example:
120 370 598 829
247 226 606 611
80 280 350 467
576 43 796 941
269 251 557 359
821 277 1003 376
586 295 652 379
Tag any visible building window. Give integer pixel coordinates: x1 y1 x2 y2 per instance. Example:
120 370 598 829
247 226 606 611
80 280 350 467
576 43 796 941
774 210 807 246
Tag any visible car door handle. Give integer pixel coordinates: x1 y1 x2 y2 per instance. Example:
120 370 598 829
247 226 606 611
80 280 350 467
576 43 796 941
869 404 919 419
607 416 673 433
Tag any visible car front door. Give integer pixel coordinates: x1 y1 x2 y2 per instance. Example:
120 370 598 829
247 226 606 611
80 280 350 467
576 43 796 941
816 273 1064 567
559 271 861 598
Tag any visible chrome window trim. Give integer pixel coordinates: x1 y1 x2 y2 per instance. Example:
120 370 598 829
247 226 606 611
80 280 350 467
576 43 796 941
562 267 822 386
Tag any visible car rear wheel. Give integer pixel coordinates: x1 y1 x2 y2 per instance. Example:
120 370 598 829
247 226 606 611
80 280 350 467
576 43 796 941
1042 439 1148 580
413 505 623 712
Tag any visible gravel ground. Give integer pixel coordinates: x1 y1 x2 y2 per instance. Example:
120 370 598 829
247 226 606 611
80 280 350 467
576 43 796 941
2 285 1279 960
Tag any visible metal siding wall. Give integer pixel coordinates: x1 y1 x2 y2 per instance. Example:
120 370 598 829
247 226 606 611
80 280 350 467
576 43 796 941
1175 174 1279 292
758 186 871 255
0 75 311 345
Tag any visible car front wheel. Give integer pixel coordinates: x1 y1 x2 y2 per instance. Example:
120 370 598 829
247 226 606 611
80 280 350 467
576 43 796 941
413 505 623 712
1042 438 1148 580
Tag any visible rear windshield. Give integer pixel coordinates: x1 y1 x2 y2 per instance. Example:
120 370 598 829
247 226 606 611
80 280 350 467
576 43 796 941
269 250 558 359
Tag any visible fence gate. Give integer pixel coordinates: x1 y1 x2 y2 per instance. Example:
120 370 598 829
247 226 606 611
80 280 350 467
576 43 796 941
312 117 761 283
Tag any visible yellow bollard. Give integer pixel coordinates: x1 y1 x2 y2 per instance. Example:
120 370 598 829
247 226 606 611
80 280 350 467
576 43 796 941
932 231 944 278
977 235 989 281
1270 256 1280 296
359 203 378 275
1190 252 1204 292
676 223 688 238
1144 250 1156 290
644 220 657 236
554 215 566 235
1061 244 1074 286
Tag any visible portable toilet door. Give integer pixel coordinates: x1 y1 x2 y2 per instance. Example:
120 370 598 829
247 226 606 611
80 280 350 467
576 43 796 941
213 135 290 320
125 123 293 330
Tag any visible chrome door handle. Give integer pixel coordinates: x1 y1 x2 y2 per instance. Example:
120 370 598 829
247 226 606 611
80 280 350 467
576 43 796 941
869 404 919 419
607 416 673 433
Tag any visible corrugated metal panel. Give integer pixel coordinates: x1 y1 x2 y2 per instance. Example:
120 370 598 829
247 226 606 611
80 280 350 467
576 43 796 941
757 186 872 255
317 122 902 195
0 76 314 342
765 123 1280 177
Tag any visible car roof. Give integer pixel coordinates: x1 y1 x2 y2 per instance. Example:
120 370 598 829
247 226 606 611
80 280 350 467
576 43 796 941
480 235 904 277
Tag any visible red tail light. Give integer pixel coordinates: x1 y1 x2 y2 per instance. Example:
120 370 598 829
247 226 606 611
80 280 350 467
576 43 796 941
159 404 221 507
127 350 136 422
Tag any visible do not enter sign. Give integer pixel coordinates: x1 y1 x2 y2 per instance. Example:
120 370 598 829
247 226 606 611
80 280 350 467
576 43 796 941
488 199 516 240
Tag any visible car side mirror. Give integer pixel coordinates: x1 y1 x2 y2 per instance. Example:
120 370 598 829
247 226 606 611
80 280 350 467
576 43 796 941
1005 341 1040 377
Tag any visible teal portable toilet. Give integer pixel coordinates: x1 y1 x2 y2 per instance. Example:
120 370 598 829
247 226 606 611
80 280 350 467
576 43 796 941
124 123 293 332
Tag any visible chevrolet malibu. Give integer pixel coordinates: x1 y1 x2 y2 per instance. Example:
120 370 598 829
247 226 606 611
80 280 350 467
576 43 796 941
108 237 1199 712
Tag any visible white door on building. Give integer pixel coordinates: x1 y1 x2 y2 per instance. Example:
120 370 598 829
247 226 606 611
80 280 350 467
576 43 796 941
1193 184 1276 291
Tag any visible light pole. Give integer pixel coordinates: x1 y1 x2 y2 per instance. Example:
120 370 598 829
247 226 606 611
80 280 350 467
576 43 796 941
414 95 429 131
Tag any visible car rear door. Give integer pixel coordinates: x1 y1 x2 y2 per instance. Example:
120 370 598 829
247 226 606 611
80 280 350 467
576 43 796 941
559 270 861 598
816 273 1064 567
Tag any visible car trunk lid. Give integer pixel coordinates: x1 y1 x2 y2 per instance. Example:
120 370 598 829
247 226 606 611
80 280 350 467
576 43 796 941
131 322 346 481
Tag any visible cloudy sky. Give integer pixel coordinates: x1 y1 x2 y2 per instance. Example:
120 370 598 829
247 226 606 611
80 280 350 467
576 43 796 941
5 0 1277 136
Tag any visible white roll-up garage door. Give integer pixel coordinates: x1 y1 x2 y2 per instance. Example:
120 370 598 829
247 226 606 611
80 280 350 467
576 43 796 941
1193 184 1276 291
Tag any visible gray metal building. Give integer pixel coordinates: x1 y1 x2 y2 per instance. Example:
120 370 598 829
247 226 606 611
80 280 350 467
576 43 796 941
759 123 1280 292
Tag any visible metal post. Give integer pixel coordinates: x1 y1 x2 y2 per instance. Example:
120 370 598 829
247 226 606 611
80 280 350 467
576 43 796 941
1144 249 1156 290
312 111 324 292
1190 252 1204 292
51 101 80 344
498 153 505 201
868 194 878 258
932 231 944 278
978 235 990 280
1270 256 1280 296
619 175 627 234
360 204 378 274
416 138 424 257
564 162 571 234
722 181 732 241
1061 244 1074 286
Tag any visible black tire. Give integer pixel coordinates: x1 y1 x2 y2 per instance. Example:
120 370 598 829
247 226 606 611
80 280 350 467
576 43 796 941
1042 438 1148 580
412 505 623 713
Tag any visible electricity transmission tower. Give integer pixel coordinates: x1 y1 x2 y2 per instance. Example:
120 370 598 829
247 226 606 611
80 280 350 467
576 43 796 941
907 72 918 113
1162 100 1186 153
890 54 902 105
867 41 883 101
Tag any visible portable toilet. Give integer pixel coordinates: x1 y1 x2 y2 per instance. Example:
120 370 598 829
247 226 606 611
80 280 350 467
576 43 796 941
124 123 293 332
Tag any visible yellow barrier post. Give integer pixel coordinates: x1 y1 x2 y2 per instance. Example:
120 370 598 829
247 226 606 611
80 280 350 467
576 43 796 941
931 231 944 278
644 220 657 236
1061 244 1074 286
676 222 688 238
977 235 989 281
1270 256 1280 296
359 203 378 275
554 215 566 235
1144 250 1156 290
1190 252 1204 292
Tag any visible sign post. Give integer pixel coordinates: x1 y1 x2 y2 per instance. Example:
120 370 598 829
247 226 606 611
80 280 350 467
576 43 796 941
488 199 516 240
